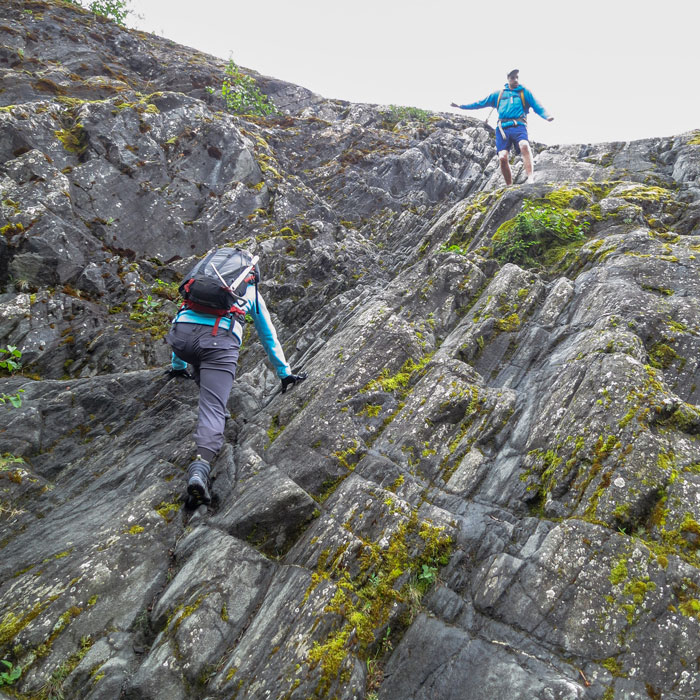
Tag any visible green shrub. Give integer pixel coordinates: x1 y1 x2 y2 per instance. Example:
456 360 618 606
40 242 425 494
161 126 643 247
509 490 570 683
64 0 130 25
0 390 24 409
0 660 22 686
381 105 432 129
215 60 277 117
0 346 22 374
130 295 161 320
492 199 589 268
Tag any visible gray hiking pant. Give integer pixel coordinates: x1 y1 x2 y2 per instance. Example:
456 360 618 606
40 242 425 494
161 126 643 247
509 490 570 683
166 323 240 458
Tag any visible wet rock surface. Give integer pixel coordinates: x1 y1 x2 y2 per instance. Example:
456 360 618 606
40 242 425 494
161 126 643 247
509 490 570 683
1 2 700 699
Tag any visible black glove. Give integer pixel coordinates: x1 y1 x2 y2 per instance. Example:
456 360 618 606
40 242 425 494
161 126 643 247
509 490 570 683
281 372 307 393
166 367 192 379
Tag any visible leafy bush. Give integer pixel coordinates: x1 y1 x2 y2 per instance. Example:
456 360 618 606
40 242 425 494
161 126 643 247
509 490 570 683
215 60 277 117
381 105 432 130
0 346 22 374
492 199 589 268
0 390 24 409
0 660 22 686
152 278 180 301
64 0 130 25
130 295 162 320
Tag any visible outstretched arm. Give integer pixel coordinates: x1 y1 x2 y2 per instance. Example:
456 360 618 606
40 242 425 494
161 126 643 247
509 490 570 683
523 88 553 121
451 91 498 111
250 291 292 379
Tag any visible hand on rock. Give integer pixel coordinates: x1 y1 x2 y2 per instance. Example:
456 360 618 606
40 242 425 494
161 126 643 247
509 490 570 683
166 367 192 379
281 372 307 393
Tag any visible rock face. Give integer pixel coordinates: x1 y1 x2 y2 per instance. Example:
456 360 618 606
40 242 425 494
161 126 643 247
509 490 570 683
1 2 700 699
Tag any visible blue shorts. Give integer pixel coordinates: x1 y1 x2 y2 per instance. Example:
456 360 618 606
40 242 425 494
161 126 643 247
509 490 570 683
495 124 529 155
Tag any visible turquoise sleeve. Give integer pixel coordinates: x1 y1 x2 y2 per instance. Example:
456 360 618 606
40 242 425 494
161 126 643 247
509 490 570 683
459 91 498 111
250 291 291 378
523 88 551 120
171 352 187 370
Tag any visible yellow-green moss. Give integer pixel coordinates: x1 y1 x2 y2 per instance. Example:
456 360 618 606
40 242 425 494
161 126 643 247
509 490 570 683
609 559 628 586
601 657 627 677
361 354 433 395
358 403 382 418
305 509 452 692
155 501 182 521
54 124 88 155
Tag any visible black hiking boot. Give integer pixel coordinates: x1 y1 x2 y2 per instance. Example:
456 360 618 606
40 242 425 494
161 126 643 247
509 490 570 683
186 457 211 505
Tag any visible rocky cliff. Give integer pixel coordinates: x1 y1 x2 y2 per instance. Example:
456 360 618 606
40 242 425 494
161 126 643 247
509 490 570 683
1 2 700 699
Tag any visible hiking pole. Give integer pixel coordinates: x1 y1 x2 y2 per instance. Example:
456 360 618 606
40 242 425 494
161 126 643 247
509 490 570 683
210 256 259 298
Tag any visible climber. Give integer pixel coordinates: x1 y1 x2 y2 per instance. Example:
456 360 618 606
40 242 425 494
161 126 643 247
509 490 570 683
165 248 306 506
451 68 553 186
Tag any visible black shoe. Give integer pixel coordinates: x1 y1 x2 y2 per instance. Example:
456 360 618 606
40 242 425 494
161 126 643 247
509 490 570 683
186 458 211 505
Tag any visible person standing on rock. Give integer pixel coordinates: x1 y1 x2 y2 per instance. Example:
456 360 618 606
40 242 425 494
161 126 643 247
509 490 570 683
166 247 306 506
451 68 554 185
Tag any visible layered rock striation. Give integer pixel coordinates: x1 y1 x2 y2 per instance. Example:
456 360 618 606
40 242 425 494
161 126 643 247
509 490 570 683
1 2 700 699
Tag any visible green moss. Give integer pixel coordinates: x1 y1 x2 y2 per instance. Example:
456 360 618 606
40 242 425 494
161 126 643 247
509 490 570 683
0 602 48 648
34 635 94 699
54 123 88 155
545 186 592 209
495 313 520 332
334 441 360 471
358 403 382 418
0 222 24 237
155 500 181 521
166 596 204 634
623 577 656 605
387 475 404 492
361 354 433 395
127 525 144 535
648 342 679 369
266 414 284 445
680 513 700 537
664 402 700 433
602 657 627 677
609 559 628 586
315 475 348 504
305 509 451 693
446 191 503 249
678 598 700 618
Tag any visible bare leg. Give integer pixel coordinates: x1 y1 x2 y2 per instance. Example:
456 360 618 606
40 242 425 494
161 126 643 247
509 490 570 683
498 150 512 185
519 140 534 182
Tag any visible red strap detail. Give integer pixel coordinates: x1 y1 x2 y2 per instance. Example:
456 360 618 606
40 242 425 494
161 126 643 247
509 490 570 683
183 278 194 293
182 300 229 317
212 316 221 336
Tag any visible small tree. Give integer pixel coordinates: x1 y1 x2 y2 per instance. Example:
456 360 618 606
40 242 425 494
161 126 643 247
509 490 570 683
64 0 130 26
218 60 277 117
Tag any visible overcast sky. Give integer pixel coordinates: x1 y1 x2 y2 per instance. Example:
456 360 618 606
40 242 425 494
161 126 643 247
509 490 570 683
126 0 698 147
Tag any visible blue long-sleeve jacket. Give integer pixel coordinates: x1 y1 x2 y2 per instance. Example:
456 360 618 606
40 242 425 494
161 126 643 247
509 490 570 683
170 284 291 378
458 84 551 127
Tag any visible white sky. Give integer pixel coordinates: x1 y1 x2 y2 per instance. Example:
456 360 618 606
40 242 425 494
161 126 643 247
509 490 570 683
126 0 699 147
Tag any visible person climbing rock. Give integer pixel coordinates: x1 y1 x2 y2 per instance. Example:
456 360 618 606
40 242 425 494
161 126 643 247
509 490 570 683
451 68 553 185
166 247 306 506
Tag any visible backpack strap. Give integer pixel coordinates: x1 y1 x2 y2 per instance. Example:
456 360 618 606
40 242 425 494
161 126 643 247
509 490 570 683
496 88 529 137
180 300 246 336
519 91 528 113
